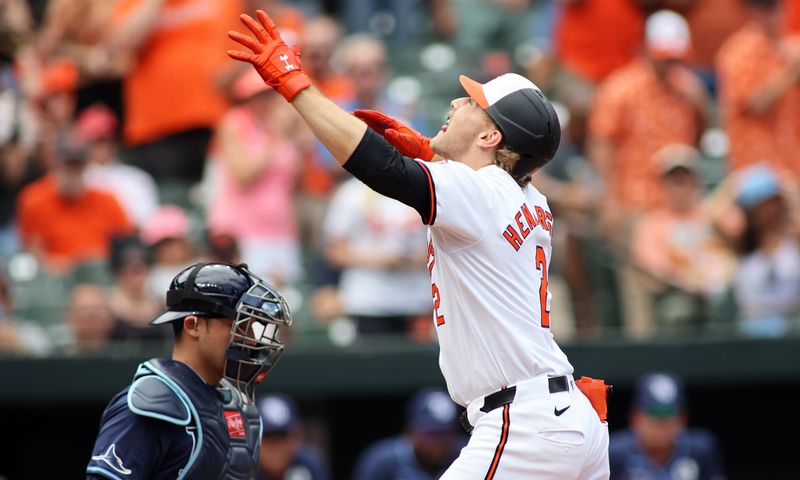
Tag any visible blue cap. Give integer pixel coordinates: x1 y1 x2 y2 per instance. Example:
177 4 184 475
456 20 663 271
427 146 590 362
256 394 300 434
634 373 685 418
406 388 460 434
736 164 781 209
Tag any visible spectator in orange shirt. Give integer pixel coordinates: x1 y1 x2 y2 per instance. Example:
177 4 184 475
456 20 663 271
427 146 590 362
716 0 800 177
16 131 132 275
554 0 645 85
105 0 246 194
629 144 737 335
544 0 645 120
787 0 800 33
588 9 709 242
588 10 709 339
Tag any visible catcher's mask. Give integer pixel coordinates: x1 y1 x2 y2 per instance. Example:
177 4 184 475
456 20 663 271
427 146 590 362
151 262 292 400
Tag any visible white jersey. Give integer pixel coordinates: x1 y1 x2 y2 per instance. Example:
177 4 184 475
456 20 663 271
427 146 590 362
420 160 573 407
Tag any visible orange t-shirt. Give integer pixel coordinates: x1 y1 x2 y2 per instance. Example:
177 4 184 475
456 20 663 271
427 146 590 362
716 23 800 175
684 0 748 70
17 175 132 268
555 0 644 83
630 206 735 294
111 0 245 145
787 0 800 34
589 59 705 211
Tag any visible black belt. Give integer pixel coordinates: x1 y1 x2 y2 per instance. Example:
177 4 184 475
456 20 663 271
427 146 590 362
459 376 570 433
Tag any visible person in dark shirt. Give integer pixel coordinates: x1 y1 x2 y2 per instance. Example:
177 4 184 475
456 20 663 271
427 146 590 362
353 388 468 480
256 393 331 480
610 372 727 480
86 262 292 479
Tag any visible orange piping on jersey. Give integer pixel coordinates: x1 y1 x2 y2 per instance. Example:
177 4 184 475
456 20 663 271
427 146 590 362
485 403 511 480
416 160 437 225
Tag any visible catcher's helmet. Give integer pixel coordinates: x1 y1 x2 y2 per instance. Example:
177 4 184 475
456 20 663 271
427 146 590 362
459 73 561 178
151 262 292 398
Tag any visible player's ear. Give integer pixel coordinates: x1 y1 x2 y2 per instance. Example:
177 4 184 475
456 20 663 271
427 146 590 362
477 127 503 149
183 315 202 338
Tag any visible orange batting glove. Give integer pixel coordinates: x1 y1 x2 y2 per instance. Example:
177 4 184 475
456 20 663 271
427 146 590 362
353 109 435 161
227 10 311 102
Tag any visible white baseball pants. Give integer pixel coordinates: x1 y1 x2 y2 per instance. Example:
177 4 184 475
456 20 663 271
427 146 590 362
441 376 610 479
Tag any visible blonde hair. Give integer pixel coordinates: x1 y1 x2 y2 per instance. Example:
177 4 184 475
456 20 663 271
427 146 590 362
495 147 530 187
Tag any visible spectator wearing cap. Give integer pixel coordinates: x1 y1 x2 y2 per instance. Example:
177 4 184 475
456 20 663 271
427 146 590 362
26 60 79 171
588 10 710 340
205 68 304 286
255 394 331 480
80 103 159 228
716 0 800 177
589 9 709 241
609 372 726 480
140 204 197 298
15 130 132 274
106 235 169 345
730 164 800 337
352 387 467 480
628 144 737 336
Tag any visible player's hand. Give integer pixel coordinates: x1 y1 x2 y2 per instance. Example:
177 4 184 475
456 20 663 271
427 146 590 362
353 109 435 161
227 10 311 102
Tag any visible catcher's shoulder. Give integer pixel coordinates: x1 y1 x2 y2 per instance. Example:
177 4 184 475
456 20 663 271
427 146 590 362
126 375 192 426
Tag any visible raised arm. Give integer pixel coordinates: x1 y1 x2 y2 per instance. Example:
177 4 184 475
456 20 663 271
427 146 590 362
291 86 367 164
227 10 366 164
227 10 437 224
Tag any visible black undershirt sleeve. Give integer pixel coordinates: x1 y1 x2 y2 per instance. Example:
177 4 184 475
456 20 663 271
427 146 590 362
343 128 436 224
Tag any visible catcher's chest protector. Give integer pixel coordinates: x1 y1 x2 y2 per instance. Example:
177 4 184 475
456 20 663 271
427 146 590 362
131 359 261 479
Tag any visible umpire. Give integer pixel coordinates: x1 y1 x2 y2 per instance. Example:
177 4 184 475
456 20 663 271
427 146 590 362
86 262 292 479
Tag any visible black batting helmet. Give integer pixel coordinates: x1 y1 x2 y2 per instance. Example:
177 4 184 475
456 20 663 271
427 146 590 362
151 262 292 398
459 73 561 178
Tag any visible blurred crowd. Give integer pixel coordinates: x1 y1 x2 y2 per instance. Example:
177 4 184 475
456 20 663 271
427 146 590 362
2 0 800 357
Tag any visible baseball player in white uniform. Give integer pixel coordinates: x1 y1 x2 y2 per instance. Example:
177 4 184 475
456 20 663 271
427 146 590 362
227 9 610 479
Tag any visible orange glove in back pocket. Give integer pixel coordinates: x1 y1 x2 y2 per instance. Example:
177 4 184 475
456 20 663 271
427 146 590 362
576 376 612 423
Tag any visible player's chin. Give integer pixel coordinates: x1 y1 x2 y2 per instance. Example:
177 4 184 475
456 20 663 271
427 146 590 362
429 132 445 153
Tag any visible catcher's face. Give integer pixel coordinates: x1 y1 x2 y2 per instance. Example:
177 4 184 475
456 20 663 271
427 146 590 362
194 316 236 380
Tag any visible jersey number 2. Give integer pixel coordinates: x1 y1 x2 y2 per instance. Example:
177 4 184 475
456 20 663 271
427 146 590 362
432 283 445 326
536 246 550 328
